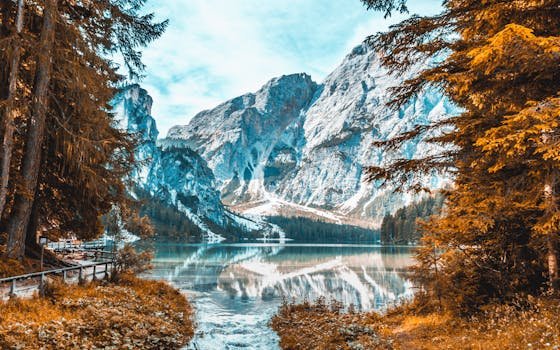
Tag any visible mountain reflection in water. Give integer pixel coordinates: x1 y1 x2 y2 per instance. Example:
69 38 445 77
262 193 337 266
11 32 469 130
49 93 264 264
145 243 414 350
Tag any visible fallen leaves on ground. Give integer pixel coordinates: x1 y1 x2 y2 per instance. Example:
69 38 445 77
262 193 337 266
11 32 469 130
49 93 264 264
271 296 560 350
0 274 194 349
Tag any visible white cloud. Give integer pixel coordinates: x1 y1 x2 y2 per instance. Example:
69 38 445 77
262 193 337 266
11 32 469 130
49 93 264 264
139 0 442 135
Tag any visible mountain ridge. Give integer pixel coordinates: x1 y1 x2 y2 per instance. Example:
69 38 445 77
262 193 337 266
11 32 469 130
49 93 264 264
165 42 458 225
112 85 283 242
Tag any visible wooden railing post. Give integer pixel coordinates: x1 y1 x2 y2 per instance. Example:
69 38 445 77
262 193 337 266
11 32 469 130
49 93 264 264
62 270 66 283
39 273 45 297
92 265 97 281
78 266 83 284
9 279 16 297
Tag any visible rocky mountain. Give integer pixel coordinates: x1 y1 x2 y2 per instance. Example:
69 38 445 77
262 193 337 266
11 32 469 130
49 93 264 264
166 43 458 225
168 74 319 204
112 85 159 183
112 85 274 242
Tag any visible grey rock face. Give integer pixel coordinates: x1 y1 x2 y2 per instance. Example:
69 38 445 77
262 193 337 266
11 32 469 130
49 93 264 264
167 44 458 224
112 85 231 240
112 84 159 183
167 73 319 204
147 140 226 227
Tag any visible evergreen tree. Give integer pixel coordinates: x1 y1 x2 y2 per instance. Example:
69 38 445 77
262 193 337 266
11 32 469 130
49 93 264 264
363 0 560 308
380 194 444 245
0 1 167 259
267 216 376 243
5 0 57 259
0 0 24 219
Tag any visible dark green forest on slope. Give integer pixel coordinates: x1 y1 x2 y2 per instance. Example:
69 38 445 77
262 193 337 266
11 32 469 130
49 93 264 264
267 216 377 243
380 195 445 245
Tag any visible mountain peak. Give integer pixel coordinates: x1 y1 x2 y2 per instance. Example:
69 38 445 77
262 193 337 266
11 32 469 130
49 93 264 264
348 43 369 58
264 72 315 87
163 40 458 224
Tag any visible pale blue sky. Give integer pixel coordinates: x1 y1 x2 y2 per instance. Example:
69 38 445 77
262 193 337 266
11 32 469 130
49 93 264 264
139 0 442 135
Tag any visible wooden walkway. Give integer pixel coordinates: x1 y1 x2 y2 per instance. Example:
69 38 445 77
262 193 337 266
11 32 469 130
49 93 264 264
48 239 107 253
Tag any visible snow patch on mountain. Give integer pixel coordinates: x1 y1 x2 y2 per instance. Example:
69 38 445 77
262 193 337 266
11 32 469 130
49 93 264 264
167 73 319 204
167 43 459 225
113 85 282 241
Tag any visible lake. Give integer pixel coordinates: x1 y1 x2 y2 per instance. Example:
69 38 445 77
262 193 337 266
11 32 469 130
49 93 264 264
145 243 415 350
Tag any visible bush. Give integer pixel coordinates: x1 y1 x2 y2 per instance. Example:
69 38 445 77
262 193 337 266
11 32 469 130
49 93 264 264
114 244 153 276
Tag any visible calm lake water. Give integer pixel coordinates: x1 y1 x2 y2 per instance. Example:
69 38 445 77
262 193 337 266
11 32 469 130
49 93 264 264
145 243 415 350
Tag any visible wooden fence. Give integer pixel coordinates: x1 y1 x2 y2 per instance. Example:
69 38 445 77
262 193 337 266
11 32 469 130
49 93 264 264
48 239 106 252
0 260 114 300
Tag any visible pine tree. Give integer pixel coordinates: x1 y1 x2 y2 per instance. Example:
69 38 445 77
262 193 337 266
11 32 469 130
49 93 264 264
1 1 167 260
379 194 444 245
0 0 24 219
362 0 560 307
5 0 57 259
476 95 560 290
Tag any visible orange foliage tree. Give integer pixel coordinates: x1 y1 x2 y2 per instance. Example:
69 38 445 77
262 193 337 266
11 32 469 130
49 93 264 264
363 0 560 309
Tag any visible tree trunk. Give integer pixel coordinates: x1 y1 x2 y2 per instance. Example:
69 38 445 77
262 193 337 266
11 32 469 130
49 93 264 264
24 194 70 267
5 0 56 260
24 175 40 257
547 235 559 292
544 166 560 293
0 0 25 218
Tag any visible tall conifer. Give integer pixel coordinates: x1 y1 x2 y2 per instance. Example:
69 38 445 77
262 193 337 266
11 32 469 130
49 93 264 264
1 0 167 259
0 0 24 219
363 0 560 305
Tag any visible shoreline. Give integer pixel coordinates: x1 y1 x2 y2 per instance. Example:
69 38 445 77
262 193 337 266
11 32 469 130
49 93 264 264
271 297 560 349
0 273 195 349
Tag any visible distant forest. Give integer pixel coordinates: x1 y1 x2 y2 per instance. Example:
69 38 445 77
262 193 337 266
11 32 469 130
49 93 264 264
139 185 446 245
137 189 251 242
380 195 445 245
137 189 203 242
267 216 378 243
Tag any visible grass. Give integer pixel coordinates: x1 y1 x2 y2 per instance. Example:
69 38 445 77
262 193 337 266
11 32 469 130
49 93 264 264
0 273 195 349
0 245 69 278
0 258 27 278
270 296 560 350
